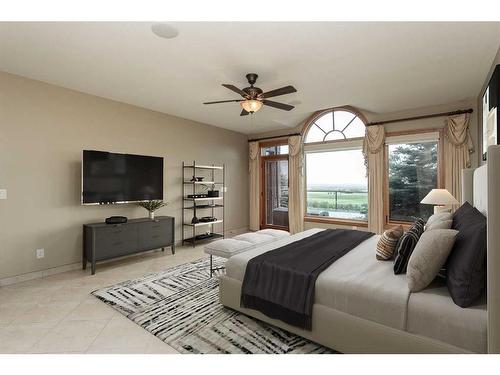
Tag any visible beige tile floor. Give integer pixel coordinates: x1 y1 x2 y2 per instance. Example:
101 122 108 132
0 245 207 354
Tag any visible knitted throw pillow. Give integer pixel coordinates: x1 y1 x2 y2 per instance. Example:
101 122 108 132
376 225 404 260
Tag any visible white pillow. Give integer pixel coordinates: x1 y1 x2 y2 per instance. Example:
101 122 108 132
425 219 452 231
407 229 458 292
426 212 453 227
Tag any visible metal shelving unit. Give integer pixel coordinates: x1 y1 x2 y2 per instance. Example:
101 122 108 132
182 161 225 247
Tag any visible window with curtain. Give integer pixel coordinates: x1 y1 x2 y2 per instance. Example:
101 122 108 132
304 109 368 222
386 133 439 222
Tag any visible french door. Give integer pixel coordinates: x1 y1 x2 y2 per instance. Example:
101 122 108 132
260 155 289 230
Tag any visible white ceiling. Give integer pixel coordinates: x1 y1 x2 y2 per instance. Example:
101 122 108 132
1 22 499 134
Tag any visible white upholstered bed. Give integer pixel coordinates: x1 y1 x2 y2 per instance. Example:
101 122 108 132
219 145 500 353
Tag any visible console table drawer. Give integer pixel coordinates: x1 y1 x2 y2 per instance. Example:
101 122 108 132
93 225 138 260
139 220 173 249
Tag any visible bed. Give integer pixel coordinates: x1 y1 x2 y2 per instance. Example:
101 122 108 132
218 145 500 354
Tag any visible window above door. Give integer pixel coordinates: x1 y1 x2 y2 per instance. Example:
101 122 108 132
260 144 289 156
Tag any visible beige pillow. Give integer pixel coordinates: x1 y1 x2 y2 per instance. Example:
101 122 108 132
425 219 452 231
426 212 453 227
407 229 458 292
376 225 404 260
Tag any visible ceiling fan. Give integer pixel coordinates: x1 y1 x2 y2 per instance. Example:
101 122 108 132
203 73 297 116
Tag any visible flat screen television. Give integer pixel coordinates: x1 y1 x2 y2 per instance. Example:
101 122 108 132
82 150 163 204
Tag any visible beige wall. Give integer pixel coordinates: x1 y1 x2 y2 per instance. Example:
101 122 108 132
0 72 249 279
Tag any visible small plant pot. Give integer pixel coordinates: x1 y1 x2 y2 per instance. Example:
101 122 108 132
207 190 219 197
149 211 155 220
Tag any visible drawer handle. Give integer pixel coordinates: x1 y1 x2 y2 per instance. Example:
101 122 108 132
113 241 123 246
152 235 160 239
152 225 162 229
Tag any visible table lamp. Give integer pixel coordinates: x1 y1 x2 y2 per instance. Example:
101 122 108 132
421 189 460 214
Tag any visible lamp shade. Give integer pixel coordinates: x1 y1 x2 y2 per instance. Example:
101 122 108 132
240 99 263 113
420 189 459 205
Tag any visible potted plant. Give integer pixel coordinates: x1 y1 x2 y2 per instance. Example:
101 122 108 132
137 200 167 220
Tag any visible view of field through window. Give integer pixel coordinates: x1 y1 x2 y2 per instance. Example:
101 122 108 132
306 149 368 220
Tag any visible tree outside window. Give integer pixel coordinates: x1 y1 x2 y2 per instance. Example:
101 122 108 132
388 141 438 222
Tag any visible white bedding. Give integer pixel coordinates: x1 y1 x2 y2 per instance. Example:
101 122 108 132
226 228 409 330
407 284 487 353
225 228 487 351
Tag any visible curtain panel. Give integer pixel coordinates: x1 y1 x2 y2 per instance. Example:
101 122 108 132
288 135 305 234
249 141 260 231
363 125 385 234
444 113 474 203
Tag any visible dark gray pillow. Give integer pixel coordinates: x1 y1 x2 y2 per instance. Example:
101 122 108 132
394 219 425 275
446 202 487 308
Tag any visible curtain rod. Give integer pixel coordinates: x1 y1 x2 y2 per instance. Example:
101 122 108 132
247 133 301 143
366 108 473 127
247 108 474 140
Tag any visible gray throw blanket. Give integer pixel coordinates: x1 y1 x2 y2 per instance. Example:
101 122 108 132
240 229 374 330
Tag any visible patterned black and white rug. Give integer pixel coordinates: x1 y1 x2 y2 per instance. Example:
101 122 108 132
92 257 333 354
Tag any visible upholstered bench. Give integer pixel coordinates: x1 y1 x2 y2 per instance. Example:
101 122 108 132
204 229 290 276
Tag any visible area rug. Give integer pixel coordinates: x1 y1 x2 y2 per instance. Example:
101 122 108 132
92 257 333 354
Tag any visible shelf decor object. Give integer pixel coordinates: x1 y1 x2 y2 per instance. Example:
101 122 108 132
182 161 225 247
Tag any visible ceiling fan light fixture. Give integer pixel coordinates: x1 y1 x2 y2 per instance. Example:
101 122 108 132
241 99 263 113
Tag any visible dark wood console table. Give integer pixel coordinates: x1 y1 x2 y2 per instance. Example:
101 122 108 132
83 216 175 275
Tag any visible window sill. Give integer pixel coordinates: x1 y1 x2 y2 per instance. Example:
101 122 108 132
261 224 289 231
304 216 368 228
385 220 412 231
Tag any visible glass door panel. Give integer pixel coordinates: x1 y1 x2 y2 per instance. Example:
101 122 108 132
262 158 289 229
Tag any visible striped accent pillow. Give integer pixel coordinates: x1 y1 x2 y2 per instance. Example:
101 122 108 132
393 219 425 274
376 225 404 260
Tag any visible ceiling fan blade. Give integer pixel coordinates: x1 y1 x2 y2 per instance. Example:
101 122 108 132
262 85 297 99
222 84 248 98
240 109 249 116
263 100 294 111
203 99 242 105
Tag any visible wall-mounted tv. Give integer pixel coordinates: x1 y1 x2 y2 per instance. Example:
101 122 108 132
82 150 163 204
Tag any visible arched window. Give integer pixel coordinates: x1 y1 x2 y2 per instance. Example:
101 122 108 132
304 108 366 143
302 107 368 224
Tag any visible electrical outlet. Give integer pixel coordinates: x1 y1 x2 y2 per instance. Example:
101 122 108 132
0 189 7 200
36 248 45 259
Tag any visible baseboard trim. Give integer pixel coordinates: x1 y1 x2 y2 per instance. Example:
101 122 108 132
0 262 82 287
0 226 250 287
